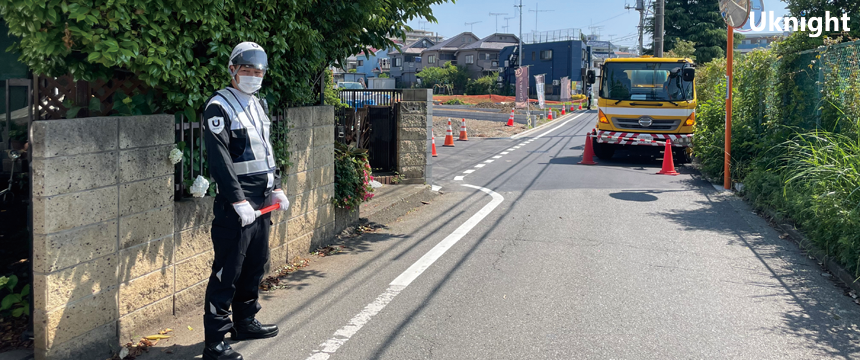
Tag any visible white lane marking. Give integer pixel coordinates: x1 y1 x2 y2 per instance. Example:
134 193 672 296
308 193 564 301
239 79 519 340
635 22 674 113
511 112 586 139
484 160 494 163
500 152 509 155
492 156 502 159
507 148 516 151
463 170 475 174
306 185 504 360
518 143 527 146
475 164 486 168
534 113 587 140
454 176 464 181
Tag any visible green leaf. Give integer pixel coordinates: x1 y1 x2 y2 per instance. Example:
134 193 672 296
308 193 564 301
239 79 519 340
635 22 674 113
89 97 102 114
6 275 18 291
2 294 21 310
12 307 24 318
184 107 196 122
20 284 30 297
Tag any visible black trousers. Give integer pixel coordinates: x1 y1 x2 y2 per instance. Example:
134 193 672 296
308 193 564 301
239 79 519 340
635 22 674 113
203 196 271 344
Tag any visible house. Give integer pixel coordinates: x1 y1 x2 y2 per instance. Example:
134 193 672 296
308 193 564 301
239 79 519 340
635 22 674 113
455 33 520 79
736 32 786 53
498 39 590 100
421 32 479 70
389 37 435 88
403 29 445 44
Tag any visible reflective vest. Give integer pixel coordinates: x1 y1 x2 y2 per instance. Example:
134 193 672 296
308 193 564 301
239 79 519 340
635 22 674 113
209 88 276 177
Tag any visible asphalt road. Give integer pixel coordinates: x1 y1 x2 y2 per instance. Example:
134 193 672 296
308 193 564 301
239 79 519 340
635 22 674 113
143 110 860 359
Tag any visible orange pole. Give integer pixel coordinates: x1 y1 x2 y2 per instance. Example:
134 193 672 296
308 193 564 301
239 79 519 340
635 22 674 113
724 26 733 190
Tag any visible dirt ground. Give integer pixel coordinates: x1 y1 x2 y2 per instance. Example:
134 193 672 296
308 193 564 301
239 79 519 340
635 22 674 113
432 116 529 139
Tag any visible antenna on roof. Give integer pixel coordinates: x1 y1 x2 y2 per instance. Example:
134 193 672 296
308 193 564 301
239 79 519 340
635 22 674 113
465 21 482 33
489 13 509 33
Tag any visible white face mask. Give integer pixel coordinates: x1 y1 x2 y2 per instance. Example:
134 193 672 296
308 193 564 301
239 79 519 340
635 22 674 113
237 75 263 94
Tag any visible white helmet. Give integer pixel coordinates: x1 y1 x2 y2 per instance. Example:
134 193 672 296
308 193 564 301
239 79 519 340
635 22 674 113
228 42 268 76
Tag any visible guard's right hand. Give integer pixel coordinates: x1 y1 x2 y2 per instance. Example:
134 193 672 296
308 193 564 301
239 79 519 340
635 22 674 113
233 201 256 226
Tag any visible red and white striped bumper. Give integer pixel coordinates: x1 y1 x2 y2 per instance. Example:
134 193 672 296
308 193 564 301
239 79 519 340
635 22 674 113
594 131 693 147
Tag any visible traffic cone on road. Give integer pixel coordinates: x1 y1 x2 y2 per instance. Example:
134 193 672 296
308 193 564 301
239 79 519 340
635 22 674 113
443 119 455 147
657 139 679 175
458 118 468 141
548 109 553 120
431 132 438 157
578 103 583 110
579 133 598 165
506 108 515 126
561 107 566 115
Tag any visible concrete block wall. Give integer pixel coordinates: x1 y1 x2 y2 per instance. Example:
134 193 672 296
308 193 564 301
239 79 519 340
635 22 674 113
29 106 339 360
396 89 433 184
31 115 175 360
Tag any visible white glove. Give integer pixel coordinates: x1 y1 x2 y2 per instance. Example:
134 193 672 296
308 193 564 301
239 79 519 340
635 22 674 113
272 189 290 211
233 201 256 226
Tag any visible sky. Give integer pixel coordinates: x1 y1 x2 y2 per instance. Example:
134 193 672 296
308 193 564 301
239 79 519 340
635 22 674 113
406 0 791 50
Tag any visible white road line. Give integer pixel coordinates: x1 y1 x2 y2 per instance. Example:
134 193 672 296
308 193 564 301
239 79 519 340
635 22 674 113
475 164 486 168
492 156 502 159
534 113 587 139
454 176 464 181
463 170 475 174
518 143 527 146
507 148 516 151
511 112 587 139
484 160 494 163
306 185 504 360
500 152 509 155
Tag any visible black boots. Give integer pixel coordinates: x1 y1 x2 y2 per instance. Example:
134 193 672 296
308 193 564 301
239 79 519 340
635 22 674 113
230 318 279 341
203 341 243 360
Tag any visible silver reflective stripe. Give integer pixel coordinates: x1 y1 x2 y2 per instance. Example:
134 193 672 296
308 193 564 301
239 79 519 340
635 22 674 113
217 89 271 173
233 159 272 176
267 172 274 188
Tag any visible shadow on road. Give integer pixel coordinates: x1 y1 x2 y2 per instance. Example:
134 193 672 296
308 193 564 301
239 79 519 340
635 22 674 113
656 178 860 358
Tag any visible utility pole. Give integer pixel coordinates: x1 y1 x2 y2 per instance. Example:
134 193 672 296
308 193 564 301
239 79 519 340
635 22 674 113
465 21 482 33
655 0 664 56
515 0 523 66
529 3 552 34
489 12 509 33
626 0 646 55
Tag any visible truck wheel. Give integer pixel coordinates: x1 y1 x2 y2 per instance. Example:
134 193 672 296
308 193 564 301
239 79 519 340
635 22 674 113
593 140 615 160
673 148 692 164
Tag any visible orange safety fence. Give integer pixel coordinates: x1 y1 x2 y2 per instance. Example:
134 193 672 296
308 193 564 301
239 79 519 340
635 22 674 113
433 94 585 105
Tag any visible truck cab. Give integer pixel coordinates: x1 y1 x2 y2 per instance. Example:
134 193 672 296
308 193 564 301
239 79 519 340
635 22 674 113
590 57 696 162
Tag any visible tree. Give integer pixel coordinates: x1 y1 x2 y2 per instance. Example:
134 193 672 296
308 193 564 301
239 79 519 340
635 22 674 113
665 40 697 60
415 61 469 92
645 0 742 63
466 73 497 95
0 0 451 111
785 0 860 47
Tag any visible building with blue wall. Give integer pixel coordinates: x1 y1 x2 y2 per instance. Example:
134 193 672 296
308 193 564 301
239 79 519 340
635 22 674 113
498 40 590 99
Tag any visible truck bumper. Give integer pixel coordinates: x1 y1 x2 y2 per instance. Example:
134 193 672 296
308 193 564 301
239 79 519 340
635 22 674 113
593 130 693 148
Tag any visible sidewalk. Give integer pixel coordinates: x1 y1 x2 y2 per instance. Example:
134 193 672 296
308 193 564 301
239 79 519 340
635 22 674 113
114 184 440 360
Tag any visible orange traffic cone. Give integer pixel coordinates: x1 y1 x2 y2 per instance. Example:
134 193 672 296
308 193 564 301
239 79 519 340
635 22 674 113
431 132 438 157
578 103 583 110
506 108 515 126
548 109 553 120
579 133 598 165
443 119 455 147
561 107 566 115
657 139 679 175
458 118 468 141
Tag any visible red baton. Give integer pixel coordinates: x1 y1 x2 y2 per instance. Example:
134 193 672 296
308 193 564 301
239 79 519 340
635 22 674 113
254 204 280 218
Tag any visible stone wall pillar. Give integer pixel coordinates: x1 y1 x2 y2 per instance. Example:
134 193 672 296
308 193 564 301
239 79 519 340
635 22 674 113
30 115 174 360
396 89 433 184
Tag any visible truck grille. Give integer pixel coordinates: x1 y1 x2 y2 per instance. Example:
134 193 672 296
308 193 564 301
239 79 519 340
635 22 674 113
612 118 681 131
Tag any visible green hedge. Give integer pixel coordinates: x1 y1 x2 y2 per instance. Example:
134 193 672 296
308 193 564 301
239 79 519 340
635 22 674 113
694 35 860 276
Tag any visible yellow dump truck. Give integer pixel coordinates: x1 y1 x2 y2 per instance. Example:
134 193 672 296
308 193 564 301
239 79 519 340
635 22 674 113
586 57 696 162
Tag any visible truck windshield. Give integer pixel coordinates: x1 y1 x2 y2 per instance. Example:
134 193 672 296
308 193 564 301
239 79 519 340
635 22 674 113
600 62 693 102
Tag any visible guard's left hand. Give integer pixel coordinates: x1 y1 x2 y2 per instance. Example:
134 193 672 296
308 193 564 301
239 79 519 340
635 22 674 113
272 189 289 211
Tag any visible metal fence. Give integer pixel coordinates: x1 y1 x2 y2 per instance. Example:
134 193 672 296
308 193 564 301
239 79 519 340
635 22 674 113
174 108 289 199
335 89 402 148
522 28 583 44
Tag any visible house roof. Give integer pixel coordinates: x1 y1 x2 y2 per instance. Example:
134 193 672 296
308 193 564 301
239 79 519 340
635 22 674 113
389 38 435 55
426 32 479 51
457 33 519 51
